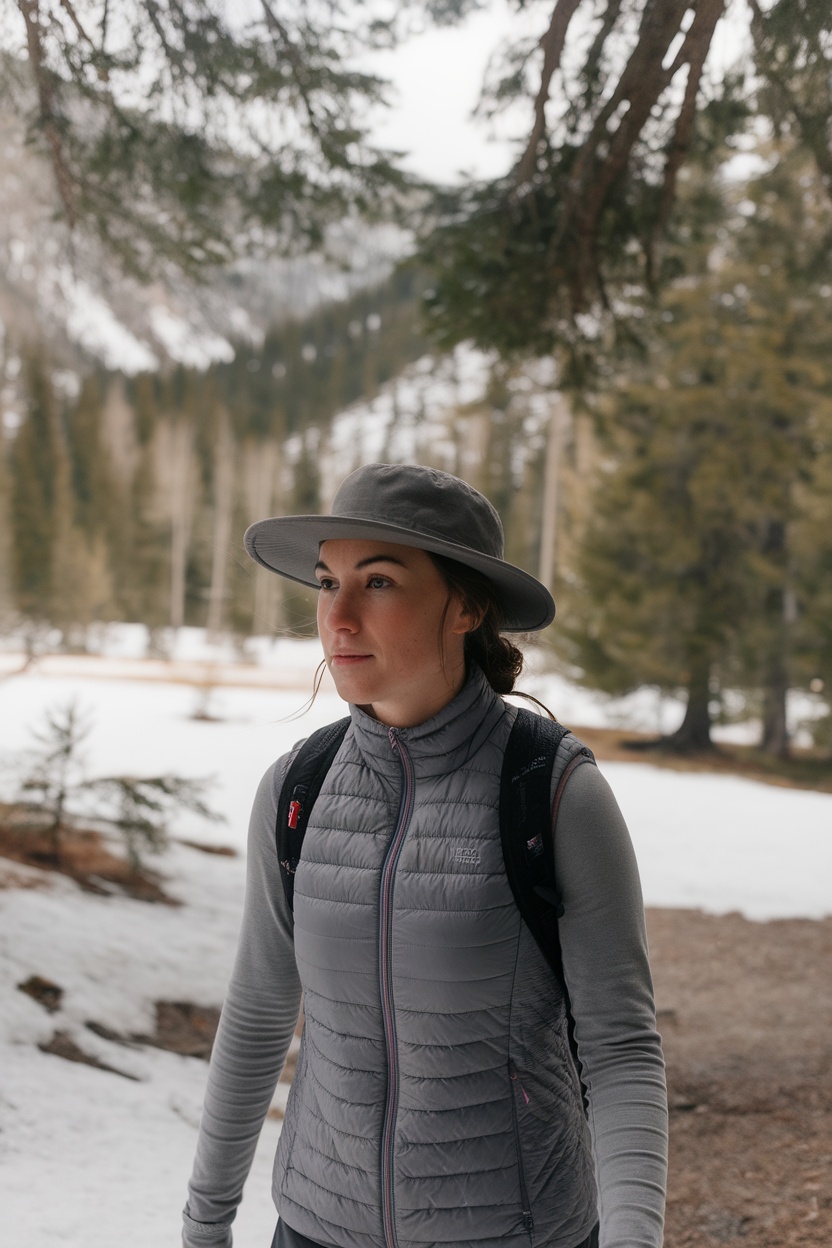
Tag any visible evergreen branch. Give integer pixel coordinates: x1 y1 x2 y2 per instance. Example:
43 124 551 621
562 0 690 191
578 0 625 113
646 0 727 287
565 0 690 198
58 0 94 48
515 0 583 187
16 0 78 227
559 0 724 308
258 0 324 142
748 0 832 191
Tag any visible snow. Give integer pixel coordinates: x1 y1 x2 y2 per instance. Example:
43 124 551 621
607 764 832 920
1 632 830 1246
149 305 235 369
317 347 495 504
53 266 160 374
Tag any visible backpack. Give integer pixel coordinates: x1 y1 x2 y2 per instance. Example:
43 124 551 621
275 707 595 1017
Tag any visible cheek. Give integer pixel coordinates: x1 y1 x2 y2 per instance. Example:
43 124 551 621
394 604 447 663
316 595 328 643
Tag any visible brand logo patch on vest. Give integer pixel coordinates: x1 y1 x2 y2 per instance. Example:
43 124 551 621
451 845 481 866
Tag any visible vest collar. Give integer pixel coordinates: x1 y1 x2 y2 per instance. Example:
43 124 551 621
348 664 507 779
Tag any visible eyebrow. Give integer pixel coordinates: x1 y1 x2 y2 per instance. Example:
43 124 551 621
314 554 408 573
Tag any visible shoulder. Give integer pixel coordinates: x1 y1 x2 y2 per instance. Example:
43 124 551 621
250 737 309 824
254 717 353 813
558 757 623 826
555 757 643 903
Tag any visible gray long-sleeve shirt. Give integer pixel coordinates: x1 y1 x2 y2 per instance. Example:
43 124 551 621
184 689 667 1248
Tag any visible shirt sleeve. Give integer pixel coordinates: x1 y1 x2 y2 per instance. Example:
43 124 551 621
554 761 668 1248
183 755 303 1248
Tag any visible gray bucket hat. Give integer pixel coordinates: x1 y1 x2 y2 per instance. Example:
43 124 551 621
244 462 555 632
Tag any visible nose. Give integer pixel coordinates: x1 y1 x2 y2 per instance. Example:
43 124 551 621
319 587 360 635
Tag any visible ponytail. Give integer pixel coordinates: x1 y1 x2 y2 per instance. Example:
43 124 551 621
463 614 524 695
429 554 525 695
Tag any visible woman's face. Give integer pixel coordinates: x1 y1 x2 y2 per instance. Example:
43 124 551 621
315 538 472 727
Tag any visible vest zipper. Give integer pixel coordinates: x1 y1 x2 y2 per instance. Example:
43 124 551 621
379 727 415 1248
509 1061 535 1243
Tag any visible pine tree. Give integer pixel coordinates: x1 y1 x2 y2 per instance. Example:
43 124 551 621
561 147 832 753
792 437 832 750
729 152 832 752
10 350 60 621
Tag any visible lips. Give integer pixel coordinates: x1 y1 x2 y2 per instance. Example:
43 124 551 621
330 653 372 665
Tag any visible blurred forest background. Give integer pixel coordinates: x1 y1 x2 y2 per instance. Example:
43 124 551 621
1 0 832 759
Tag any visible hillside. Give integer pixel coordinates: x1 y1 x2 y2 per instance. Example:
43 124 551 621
0 105 404 383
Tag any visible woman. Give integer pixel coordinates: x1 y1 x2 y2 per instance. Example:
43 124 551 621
183 462 668 1248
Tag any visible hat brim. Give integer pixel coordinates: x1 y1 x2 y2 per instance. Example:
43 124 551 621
244 515 555 632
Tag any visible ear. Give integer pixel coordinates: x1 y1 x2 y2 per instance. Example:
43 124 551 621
448 596 483 636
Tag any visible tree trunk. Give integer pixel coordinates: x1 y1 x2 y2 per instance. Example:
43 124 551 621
169 422 194 631
0 427 15 627
761 660 789 757
206 413 235 638
250 439 278 634
759 522 791 758
665 653 713 751
538 393 568 592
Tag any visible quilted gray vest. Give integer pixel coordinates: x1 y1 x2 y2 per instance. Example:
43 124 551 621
274 668 597 1248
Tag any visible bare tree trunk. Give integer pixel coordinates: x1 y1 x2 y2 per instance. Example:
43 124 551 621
0 430 15 629
169 422 194 632
250 440 278 634
17 0 78 227
514 0 583 186
538 393 569 591
206 413 235 638
47 786 65 862
759 522 791 758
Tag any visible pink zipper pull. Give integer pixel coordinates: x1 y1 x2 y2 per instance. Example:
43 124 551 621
511 1070 530 1105
388 727 398 752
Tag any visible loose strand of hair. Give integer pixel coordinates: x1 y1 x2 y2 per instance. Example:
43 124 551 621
508 690 557 720
277 658 328 723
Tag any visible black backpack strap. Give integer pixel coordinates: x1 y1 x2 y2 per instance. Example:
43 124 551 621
500 706 596 1107
275 717 351 915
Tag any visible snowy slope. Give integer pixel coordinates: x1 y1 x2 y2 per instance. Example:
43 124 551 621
1 644 831 1247
0 104 404 393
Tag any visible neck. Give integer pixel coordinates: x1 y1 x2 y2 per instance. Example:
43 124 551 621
364 662 468 729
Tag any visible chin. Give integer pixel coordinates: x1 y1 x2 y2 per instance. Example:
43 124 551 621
329 670 379 705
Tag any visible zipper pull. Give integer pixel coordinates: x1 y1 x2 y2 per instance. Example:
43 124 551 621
388 727 398 752
511 1069 530 1105
287 784 308 829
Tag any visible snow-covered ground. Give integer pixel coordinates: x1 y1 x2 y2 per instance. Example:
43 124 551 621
1 631 830 1247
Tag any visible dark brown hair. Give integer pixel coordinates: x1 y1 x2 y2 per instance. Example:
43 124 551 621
431 553 554 718
430 553 525 695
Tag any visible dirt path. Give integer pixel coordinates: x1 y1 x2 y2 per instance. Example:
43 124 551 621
572 724 832 794
647 908 832 1246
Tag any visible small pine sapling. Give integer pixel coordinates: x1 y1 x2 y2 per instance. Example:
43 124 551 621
14 701 91 861
9 700 220 871
86 774 220 871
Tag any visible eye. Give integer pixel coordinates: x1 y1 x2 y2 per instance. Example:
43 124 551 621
317 577 336 592
367 575 391 589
